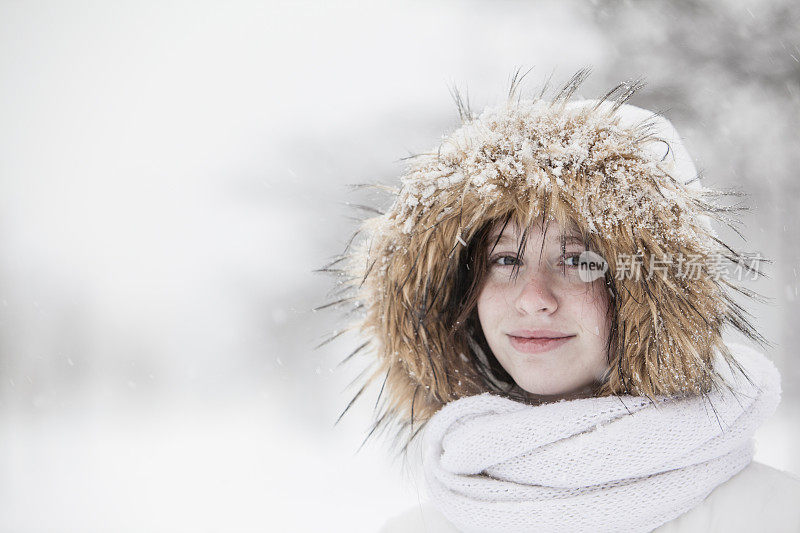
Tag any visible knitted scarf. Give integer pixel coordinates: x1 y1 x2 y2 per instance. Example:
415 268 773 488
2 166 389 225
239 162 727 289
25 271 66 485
422 342 781 533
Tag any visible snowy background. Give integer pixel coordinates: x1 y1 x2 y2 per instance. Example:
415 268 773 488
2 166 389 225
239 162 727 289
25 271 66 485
0 1 798 531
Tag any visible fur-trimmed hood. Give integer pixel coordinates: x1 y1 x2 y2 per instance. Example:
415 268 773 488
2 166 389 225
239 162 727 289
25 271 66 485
321 70 770 455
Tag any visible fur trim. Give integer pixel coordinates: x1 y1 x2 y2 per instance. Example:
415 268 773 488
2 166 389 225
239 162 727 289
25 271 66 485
320 68 771 457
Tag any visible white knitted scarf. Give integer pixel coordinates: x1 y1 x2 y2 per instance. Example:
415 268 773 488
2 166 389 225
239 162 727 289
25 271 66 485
422 342 781 533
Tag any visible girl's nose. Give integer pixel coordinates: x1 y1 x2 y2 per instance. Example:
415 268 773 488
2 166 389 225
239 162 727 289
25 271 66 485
514 268 559 315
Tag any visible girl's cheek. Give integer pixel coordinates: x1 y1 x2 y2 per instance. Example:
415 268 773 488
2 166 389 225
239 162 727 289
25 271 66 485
481 279 510 310
574 281 606 315
483 271 508 293
478 282 498 307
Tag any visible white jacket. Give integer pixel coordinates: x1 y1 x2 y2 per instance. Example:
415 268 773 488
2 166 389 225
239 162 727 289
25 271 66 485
379 461 800 532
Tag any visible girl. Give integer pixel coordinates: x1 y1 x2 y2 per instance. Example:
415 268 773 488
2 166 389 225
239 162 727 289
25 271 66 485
323 69 800 532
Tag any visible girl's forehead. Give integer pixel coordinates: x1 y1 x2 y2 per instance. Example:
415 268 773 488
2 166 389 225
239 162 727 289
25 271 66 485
490 218 583 241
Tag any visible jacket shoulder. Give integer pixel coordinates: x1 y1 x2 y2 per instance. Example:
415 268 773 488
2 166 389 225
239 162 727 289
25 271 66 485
379 502 460 533
655 461 800 532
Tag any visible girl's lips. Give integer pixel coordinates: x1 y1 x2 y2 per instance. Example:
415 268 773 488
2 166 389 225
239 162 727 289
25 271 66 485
508 335 575 354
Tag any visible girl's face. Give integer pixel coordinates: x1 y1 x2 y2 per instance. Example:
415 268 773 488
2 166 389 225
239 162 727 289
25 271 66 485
476 218 612 400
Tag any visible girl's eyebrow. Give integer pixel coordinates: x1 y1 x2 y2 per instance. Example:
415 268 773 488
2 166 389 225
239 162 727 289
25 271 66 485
488 233 585 247
560 235 585 245
489 234 517 245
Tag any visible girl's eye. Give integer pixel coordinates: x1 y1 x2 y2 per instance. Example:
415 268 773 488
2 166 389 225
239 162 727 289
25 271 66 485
562 253 581 267
491 255 521 267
